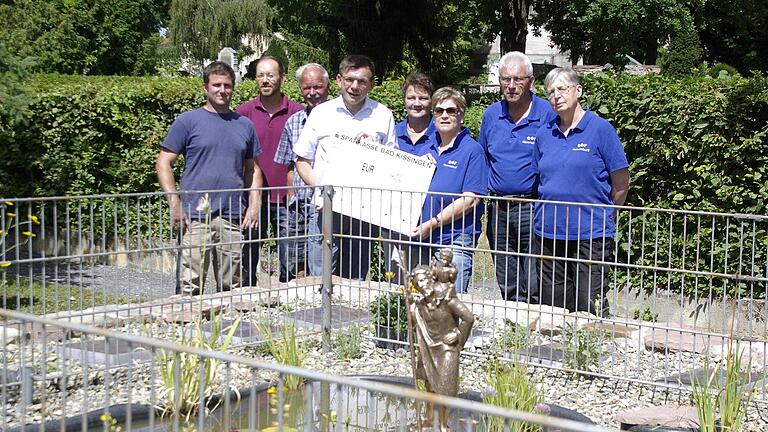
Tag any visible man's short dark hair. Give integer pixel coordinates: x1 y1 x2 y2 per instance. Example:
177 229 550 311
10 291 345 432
402 72 434 96
203 61 236 85
338 55 375 77
257 55 286 75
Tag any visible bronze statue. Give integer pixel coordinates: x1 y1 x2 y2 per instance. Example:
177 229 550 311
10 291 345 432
407 250 474 430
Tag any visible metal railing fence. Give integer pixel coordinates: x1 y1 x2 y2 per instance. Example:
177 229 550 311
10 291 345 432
0 309 606 431
1 186 766 405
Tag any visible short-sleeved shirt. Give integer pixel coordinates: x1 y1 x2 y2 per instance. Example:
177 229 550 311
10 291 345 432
532 110 629 240
293 96 396 202
418 128 489 245
236 94 303 203
478 94 555 196
161 107 261 219
395 119 438 156
273 108 311 201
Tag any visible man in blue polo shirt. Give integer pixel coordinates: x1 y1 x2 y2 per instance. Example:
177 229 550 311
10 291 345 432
478 51 555 302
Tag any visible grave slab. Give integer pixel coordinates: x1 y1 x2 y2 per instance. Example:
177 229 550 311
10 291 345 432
517 344 564 366
199 319 267 345
57 339 152 366
643 327 724 354
616 404 702 429
656 365 759 387
466 328 493 349
287 305 371 330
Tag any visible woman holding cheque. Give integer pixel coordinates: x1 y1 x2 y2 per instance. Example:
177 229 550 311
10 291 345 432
410 87 489 293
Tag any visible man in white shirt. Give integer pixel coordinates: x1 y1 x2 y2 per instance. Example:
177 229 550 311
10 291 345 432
294 54 396 279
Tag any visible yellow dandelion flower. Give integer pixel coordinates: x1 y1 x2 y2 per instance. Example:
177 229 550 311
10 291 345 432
21 231 36 237
267 386 276 394
0 262 11 267
100 414 107 422
385 271 396 281
4 201 12 206
6 213 16 217
28 215 40 224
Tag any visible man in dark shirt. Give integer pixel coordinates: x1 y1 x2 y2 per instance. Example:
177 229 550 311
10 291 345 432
155 61 261 294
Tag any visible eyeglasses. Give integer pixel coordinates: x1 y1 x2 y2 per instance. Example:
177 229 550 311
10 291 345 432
433 107 461 116
341 76 371 87
499 75 531 85
256 73 279 81
547 84 574 98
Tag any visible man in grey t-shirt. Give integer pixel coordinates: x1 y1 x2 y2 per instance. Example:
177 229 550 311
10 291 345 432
155 61 262 294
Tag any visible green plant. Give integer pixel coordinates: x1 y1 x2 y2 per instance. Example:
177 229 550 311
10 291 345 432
492 322 533 354
482 359 546 432
333 324 364 359
631 306 659 322
257 321 308 390
155 312 241 420
559 324 609 373
155 197 241 420
691 343 755 432
369 291 408 338
707 63 739 78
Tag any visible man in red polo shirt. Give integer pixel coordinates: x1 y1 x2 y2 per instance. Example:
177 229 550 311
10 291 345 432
236 55 303 284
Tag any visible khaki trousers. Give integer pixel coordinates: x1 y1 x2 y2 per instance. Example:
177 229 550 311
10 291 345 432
180 216 243 294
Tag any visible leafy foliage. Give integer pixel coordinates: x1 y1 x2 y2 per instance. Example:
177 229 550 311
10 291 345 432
169 0 272 68
559 324 610 373
369 292 408 337
530 0 699 65
268 0 488 83
482 359 544 432
333 324 364 360
0 0 168 75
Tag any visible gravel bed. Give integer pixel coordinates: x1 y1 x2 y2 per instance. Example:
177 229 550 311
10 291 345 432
3 314 768 431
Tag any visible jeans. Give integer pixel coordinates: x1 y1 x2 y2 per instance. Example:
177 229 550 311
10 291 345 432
536 235 613 316
416 232 476 294
487 200 538 302
242 202 289 285
285 199 323 278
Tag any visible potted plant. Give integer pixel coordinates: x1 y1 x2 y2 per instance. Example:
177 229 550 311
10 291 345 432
369 291 409 350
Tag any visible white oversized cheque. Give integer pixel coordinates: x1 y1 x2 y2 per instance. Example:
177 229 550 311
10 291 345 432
319 136 435 234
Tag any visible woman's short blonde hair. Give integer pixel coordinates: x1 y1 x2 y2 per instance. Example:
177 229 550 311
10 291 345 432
431 86 467 112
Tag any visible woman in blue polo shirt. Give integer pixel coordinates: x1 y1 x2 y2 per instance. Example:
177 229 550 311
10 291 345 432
411 87 489 293
395 72 438 155
532 67 630 316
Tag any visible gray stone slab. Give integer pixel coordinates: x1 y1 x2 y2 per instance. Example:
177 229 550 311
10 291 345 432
517 344 564 366
288 305 371 330
57 339 152 366
0 367 20 385
657 365 760 387
199 319 266 345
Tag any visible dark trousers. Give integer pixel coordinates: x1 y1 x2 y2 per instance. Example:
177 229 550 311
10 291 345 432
487 200 538 302
536 235 613 316
242 202 289 285
322 212 380 280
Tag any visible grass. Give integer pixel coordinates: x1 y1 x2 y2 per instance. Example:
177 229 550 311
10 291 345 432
1 276 139 316
482 359 545 432
333 324 364 359
256 321 308 390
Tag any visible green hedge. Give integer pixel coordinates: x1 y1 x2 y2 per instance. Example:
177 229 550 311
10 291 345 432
0 72 766 298
2 72 766 213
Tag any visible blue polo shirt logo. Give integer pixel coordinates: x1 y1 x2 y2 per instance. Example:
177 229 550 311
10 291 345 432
572 142 590 152
523 135 536 145
444 160 458 169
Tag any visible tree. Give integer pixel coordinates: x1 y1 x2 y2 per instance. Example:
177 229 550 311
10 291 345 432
530 0 698 65
169 0 272 68
268 0 488 83
0 0 168 75
475 0 532 54
695 0 768 74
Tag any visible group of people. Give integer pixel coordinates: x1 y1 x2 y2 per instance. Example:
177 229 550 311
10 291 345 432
156 50 630 316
